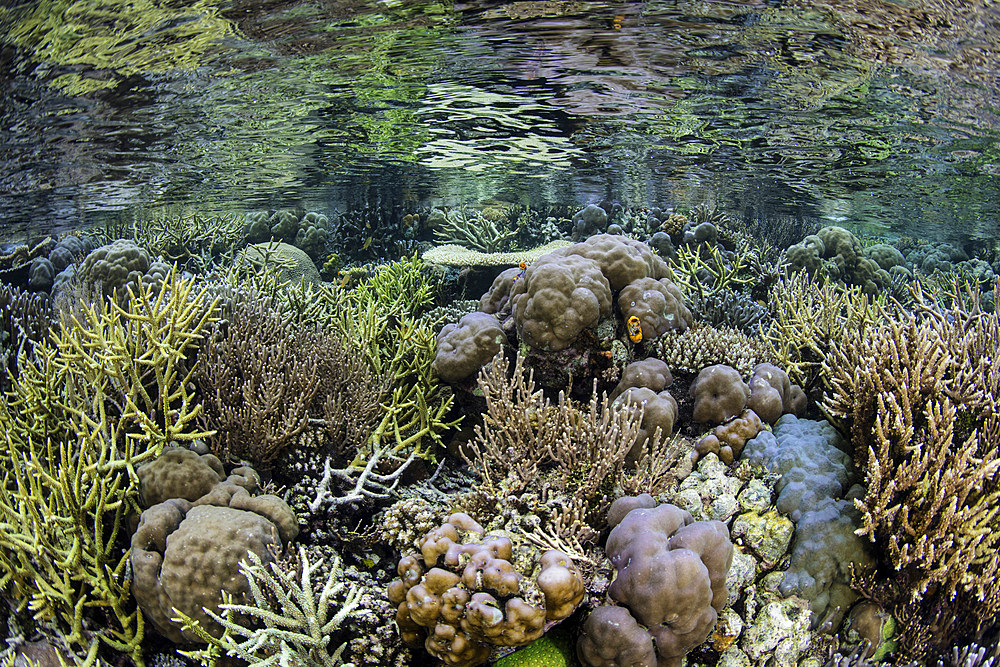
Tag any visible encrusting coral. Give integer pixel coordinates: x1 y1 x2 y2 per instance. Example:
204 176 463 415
0 269 217 665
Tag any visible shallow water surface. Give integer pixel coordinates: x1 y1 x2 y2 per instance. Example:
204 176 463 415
0 0 998 243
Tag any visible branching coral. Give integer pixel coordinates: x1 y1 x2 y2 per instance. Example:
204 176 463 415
0 284 54 392
823 280 1000 659
462 352 684 548
665 243 754 298
0 269 217 665
430 207 518 253
762 269 882 390
655 323 773 376
195 293 323 464
176 546 360 667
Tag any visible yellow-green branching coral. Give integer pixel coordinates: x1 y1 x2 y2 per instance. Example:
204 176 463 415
0 267 217 665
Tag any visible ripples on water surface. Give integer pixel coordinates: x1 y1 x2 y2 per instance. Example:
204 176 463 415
1 0 998 243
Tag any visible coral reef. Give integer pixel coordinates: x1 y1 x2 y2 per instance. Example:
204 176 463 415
433 311 505 383
462 352 684 549
175 546 358 667
0 270 216 664
823 281 1000 659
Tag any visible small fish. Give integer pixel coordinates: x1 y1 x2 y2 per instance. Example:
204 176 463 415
627 316 642 343
512 261 529 285
362 236 373 250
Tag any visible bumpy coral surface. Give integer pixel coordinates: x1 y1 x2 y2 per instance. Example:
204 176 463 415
689 364 751 424
434 312 506 383
617 277 692 341
578 496 733 667
552 234 669 290
612 387 678 461
137 446 226 508
130 479 299 643
388 513 584 667
511 253 612 351
609 357 673 401
479 266 523 316
693 408 766 465
745 362 806 424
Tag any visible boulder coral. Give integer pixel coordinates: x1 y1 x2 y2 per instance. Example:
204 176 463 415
689 364 751 424
617 277 693 342
434 311 506 383
130 465 299 644
511 253 612 351
577 495 733 667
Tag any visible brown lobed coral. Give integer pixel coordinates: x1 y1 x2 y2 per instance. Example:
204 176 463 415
387 512 584 667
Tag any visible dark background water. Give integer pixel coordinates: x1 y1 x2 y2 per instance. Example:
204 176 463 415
1 0 998 246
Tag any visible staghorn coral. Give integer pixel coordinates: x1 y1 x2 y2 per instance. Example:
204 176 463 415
761 269 882 391
462 352 684 550
0 269 216 665
0 283 54 392
177 546 359 667
655 323 774 376
349 254 435 318
429 207 518 253
666 243 755 299
823 280 1000 660
195 293 322 464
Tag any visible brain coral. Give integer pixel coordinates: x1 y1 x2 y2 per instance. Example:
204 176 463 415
238 242 320 286
511 254 612 351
